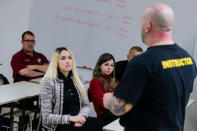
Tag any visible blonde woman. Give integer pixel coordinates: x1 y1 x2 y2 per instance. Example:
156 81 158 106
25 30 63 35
40 47 99 131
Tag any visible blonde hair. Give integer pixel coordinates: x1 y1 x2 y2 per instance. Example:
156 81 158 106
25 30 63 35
42 47 86 99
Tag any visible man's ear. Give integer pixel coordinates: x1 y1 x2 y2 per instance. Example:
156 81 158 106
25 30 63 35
127 55 129 60
145 22 151 33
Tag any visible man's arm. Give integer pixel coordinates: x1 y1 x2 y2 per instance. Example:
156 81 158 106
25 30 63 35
103 93 133 116
27 64 48 73
19 67 44 78
18 64 48 78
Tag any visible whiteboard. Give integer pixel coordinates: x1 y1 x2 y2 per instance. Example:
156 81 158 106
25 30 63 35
29 0 197 68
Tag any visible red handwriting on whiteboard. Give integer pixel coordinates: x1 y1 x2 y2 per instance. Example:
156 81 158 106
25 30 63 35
116 4 127 8
55 14 130 39
123 15 132 20
61 17 74 22
118 33 127 38
58 5 101 16
54 14 61 20
104 26 116 33
59 5 72 11
116 0 127 4
96 0 112 4
95 0 128 9
74 7 101 16
122 20 130 24
119 27 128 33
65 6 72 11
58 5 132 24
54 0 131 39
106 14 121 21
75 19 83 24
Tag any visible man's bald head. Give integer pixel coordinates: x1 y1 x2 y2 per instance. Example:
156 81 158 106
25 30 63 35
127 46 143 61
143 3 174 32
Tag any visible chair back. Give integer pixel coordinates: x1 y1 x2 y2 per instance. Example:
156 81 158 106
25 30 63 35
0 74 9 86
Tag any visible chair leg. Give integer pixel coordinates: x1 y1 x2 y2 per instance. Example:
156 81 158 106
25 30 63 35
29 115 32 131
0 106 2 114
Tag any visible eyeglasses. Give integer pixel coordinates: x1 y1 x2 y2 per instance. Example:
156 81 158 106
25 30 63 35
23 40 35 43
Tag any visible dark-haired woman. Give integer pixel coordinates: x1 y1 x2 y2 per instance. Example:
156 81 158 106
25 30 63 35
88 53 118 126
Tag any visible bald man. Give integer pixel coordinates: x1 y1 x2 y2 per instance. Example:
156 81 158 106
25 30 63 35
103 3 197 131
115 46 143 81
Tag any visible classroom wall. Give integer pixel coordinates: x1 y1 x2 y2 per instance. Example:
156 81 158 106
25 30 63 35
184 79 197 131
183 36 197 131
0 0 33 82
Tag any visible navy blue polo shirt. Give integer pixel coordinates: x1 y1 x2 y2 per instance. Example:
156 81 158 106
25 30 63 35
114 44 197 131
115 60 128 81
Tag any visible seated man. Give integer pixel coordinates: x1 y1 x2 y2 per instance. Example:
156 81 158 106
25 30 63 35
10 31 49 130
115 46 143 81
11 31 49 82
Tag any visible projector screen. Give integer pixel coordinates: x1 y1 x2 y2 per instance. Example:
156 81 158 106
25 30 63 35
29 0 197 68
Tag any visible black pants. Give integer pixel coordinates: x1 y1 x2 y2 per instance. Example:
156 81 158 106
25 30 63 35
97 110 118 127
56 117 103 131
55 111 118 131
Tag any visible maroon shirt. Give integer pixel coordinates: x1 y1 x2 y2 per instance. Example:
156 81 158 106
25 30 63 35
11 49 49 82
88 75 118 116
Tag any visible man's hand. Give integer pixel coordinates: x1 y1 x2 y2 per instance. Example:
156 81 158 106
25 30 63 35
103 93 113 109
103 93 133 116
